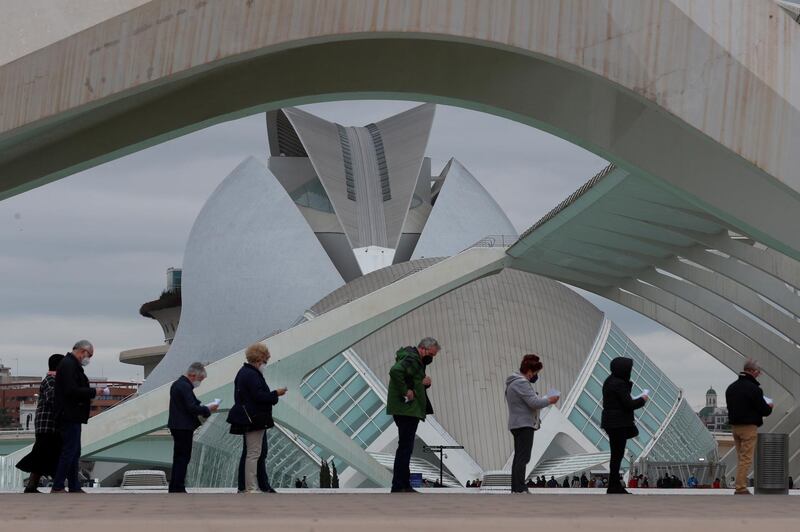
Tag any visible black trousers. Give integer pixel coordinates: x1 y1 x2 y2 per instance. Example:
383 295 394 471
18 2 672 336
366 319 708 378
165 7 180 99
392 415 420 490
169 429 194 493
237 431 271 492
606 428 628 488
510 427 534 493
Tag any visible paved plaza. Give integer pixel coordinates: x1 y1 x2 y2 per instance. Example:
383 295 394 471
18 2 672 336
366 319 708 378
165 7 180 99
1 490 798 531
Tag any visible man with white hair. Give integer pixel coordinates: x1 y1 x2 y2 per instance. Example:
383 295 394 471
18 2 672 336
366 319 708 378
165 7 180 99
726 358 773 495
167 362 218 493
52 340 98 493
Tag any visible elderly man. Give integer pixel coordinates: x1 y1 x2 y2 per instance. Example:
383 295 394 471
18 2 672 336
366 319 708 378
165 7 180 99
726 359 773 495
52 340 99 493
168 362 218 493
386 337 440 493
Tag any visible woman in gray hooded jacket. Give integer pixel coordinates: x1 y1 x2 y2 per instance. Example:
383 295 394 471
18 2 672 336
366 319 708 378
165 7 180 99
505 354 559 493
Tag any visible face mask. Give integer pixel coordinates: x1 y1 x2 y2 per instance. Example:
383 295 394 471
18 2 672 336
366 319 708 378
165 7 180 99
193 380 201 389
422 355 433 366
528 375 539 384
260 364 268 374
81 357 91 367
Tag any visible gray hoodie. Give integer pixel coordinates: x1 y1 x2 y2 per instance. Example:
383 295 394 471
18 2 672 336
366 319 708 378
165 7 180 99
505 372 551 431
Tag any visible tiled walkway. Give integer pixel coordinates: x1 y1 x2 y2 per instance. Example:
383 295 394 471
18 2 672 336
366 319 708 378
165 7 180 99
0 490 797 531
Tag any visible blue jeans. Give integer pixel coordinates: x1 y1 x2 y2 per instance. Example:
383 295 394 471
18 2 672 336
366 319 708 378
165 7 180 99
392 415 419 490
53 422 81 491
237 431 270 491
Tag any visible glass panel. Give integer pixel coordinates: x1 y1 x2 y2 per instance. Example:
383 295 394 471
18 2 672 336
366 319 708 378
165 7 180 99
328 392 353 418
568 408 589 431
577 393 598 418
356 422 382 448
300 382 312 398
376 413 394 430
336 418 355 436
304 369 327 390
596 437 610 451
581 421 603 445
306 392 325 409
359 391 382 417
331 363 356 386
343 406 369 433
317 378 340 403
585 376 603 400
344 377 369 401
322 354 345 375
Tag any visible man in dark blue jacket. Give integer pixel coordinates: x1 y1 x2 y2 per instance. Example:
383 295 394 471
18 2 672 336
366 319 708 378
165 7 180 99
726 359 773 495
168 362 217 493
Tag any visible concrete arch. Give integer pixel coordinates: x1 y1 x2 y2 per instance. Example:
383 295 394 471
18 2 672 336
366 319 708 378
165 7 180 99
1 0 799 258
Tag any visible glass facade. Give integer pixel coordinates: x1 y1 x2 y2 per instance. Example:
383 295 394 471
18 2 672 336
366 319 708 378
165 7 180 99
290 178 335 213
186 415 321 488
299 353 394 454
566 323 712 464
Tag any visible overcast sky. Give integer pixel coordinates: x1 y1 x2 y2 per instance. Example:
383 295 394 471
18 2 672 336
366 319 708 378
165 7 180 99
0 100 734 408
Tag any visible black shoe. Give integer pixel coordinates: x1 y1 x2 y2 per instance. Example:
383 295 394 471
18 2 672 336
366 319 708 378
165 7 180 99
390 487 405 493
264 487 277 493
404 487 419 493
23 487 41 494
511 489 530 494
168 489 188 493
606 486 630 494
50 488 66 494
68 489 87 494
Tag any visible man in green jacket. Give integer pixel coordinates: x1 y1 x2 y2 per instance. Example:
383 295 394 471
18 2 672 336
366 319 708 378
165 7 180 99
386 337 440 493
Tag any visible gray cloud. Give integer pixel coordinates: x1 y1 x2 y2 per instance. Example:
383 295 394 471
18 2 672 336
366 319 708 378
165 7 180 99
0 100 730 409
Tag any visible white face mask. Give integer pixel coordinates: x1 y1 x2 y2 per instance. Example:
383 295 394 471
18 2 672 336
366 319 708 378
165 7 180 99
193 380 201 389
81 357 91 367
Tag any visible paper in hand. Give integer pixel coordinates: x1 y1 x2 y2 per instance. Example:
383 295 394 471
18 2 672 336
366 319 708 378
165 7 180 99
205 398 222 408
632 389 650 400
545 388 560 399
764 396 774 406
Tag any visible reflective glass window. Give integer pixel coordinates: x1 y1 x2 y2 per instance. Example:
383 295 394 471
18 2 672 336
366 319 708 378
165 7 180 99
336 418 355 436
360 391 382 417
568 408 589 431
343 406 369 433
376 413 394 430
356 422 381 447
306 392 325 409
305 369 327 390
317 378 340 403
328 392 353 418
585 376 603 401
322 354 345 375
581 421 604 446
345 377 369 401
577 393 598 418
332 363 356 386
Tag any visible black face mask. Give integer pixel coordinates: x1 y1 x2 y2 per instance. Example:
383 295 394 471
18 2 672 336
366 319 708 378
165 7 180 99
528 375 539 384
422 355 434 366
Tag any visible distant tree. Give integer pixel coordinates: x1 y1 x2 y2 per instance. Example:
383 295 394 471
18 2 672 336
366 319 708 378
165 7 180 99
320 459 331 488
331 460 339 489
0 408 14 428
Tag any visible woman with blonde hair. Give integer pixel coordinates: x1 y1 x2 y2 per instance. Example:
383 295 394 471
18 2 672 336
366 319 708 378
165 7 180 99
226 343 287 493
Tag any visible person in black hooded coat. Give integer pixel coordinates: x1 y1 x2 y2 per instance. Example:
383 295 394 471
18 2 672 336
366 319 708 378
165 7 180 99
601 357 648 494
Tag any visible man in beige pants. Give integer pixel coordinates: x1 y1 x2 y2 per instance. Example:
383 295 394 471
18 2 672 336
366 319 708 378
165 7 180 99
725 360 773 494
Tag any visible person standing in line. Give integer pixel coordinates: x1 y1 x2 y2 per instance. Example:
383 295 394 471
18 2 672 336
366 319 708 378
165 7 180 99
725 359 773 495
504 354 558 493
52 340 101 493
386 337 441 493
226 343 286 493
16 354 65 493
167 362 217 493
600 357 647 494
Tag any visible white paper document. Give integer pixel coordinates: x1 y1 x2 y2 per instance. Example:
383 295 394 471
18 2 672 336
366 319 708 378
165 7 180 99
544 388 560 399
764 396 774 406
632 389 650 400
205 398 222 408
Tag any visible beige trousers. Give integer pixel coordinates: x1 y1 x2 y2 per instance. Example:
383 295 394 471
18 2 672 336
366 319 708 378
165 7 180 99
732 424 758 491
244 429 265 492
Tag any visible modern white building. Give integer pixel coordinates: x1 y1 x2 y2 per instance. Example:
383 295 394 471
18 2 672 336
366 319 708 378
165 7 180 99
119 105 715 488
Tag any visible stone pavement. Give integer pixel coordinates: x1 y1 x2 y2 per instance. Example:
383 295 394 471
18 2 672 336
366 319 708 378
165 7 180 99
0 490 798 532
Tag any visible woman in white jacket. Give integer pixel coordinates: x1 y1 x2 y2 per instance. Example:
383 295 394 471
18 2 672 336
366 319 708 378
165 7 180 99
504 354 559 493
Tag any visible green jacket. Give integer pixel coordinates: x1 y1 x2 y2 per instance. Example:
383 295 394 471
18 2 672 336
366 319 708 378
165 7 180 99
386 346 433 420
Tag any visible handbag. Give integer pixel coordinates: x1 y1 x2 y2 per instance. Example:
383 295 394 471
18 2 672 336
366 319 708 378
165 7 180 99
236 379 268 427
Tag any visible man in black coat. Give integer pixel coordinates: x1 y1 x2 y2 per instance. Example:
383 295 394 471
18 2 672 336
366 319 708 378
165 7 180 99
168 362 217 493
52 340 100 493
726 359 773 495
601 357 648 494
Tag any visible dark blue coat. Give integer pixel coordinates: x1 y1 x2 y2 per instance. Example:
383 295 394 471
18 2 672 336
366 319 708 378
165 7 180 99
168 375 211 431
55 352 97 424
226 363 279 433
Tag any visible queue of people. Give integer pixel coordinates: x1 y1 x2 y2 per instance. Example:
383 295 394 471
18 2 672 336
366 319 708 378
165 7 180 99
13 335 778 496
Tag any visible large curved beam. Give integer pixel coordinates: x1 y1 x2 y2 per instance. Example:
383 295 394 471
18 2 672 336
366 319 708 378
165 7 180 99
1 1 799 257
